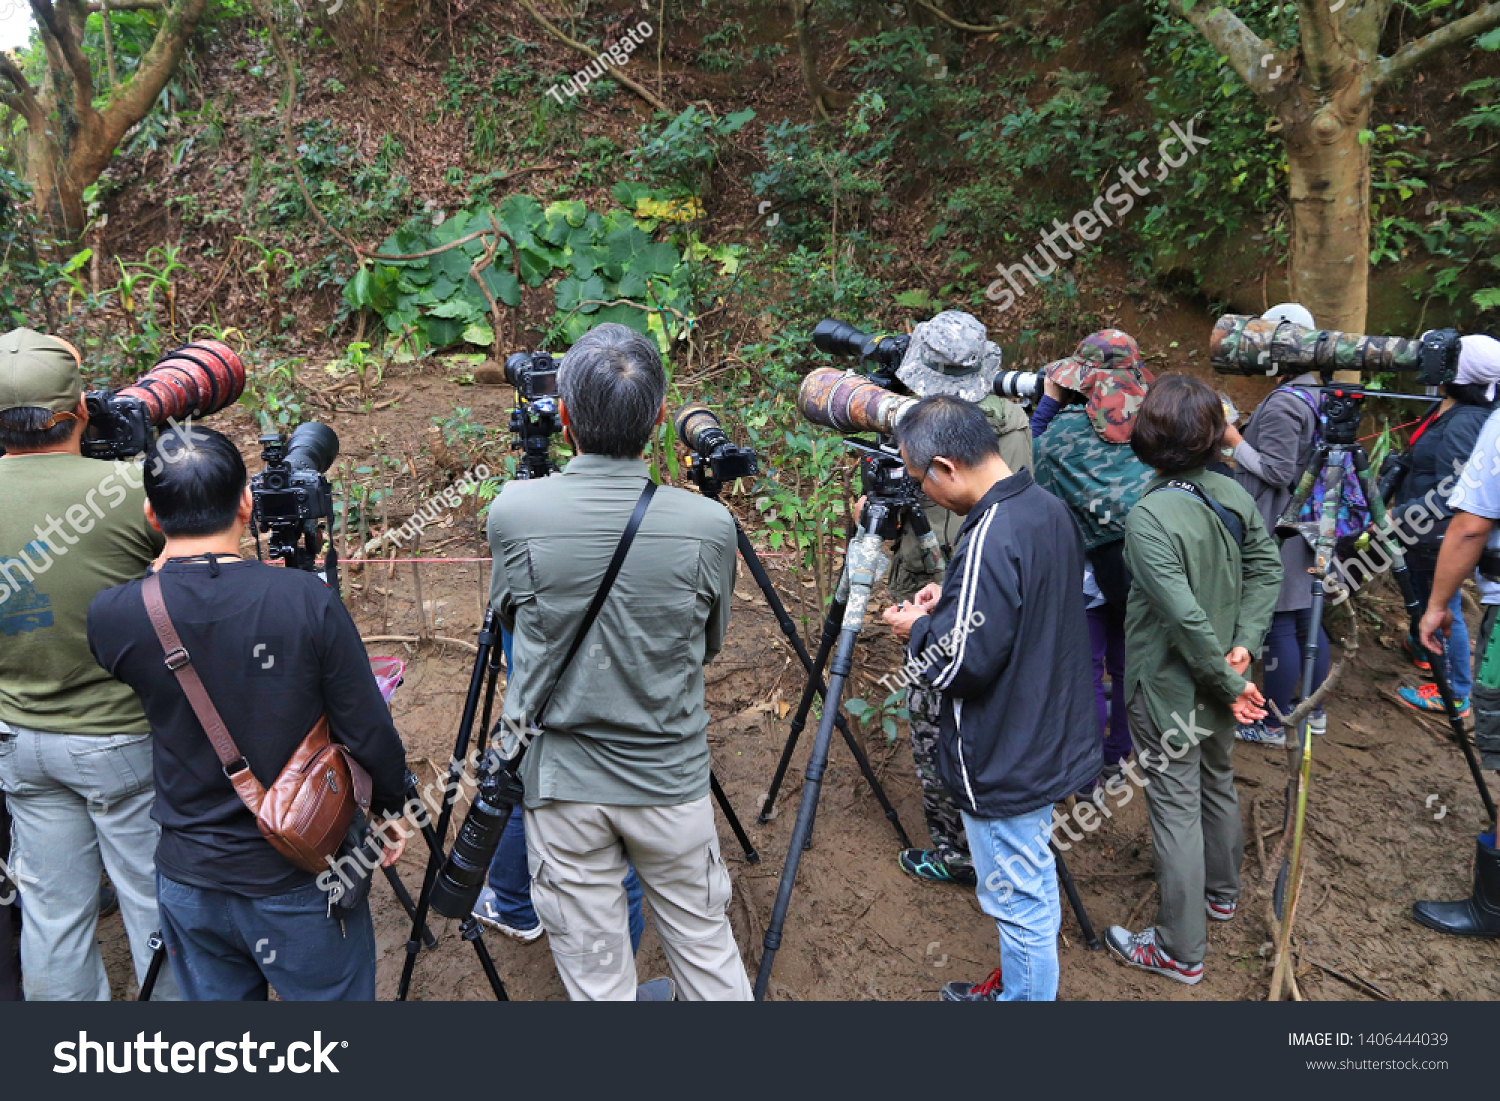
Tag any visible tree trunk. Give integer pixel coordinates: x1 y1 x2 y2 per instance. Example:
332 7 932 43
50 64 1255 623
1283 87 1372 334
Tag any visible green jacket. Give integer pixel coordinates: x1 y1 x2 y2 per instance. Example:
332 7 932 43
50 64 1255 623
487 453 737 808
1123 468 1282 745
888 395 1033 601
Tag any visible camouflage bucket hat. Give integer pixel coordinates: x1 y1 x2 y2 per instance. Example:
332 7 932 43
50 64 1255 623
896 310 1001 403
1041 329 1153 444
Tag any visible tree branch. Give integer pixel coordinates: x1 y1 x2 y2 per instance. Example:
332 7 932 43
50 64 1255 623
30 0 95 115
515 0 667 113
1371 2 1500 90
1295 0 1347 90
914 0 1008 34
87 0 164 8
96 0 208 141
1166 0 1287 97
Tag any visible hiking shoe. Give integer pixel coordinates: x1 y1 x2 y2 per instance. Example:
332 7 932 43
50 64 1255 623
1306 709 1327 737
1235 721 1286 747
1398 683 1472 719
1206 894 1237 922
900 848 977 885
473 886 544 942
1105 926 1204 985
1403 636 1432 673
940 968 1003 1001
636 977 677 1001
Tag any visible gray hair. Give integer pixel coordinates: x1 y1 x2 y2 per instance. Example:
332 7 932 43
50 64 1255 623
896 395 1000 474
557 323 666 458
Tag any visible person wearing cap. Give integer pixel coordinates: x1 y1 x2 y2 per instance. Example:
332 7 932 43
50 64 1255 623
885 310 1032 887
1221 303 1333 747
1030 330 1156 787
1388 332 1500 718
0 327 173 1000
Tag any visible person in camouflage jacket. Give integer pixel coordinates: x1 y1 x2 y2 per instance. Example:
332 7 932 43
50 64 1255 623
1031 330 1155 778
884 311 1032 886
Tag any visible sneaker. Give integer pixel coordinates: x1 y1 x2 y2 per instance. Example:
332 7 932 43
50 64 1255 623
1398 683 1472 719
1206 894 1237 922
636 977 677 1001
900 848 978 885
472 886 544 942
940 967 1003 1001
1105 926 1204 985
1235 721 1286 747
1306 710 1327 737
1403 635 1432 673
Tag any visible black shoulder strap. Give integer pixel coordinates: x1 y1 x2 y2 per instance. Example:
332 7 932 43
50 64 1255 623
1148 479 1245 549
531 480 656 730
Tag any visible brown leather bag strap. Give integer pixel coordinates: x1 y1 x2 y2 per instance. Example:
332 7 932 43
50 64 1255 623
141 573 264 798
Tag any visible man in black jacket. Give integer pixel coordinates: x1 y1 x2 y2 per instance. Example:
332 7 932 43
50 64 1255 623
884 397 1099 1001
88 426 408 1000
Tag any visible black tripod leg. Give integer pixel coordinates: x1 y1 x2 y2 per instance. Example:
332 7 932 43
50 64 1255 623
759 599 843 823
833 720 912 848
382 864 438 949
137 933 166 1001
711 771 759 863
1051 842 1100 950
460 918 510 1001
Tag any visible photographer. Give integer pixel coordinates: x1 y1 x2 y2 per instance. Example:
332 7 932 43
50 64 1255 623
1392 336 1500 717
1030 330 1155 784
883 396 1099 1001
1106 375 1282 985
87 426 407 1000
1416 377 1500 937
886 311 1032 887
488 322 750 1001
1222 303 1332 747
0 327 170 1001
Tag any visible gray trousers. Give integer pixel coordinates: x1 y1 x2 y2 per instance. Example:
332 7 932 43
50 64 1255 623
525 794 751 1001
1126 689 1243 966
0 720 177 1000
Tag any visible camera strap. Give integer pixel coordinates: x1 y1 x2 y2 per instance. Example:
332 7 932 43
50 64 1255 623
530 480 656 733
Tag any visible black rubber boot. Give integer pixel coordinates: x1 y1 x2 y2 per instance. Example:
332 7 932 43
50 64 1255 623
1412 833 1500 937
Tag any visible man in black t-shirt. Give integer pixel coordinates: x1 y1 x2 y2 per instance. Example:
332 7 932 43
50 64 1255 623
88 426 407 1000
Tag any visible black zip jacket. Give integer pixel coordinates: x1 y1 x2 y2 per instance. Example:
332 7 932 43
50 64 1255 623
908 470 1100 819
88 558 407 897
1394 399 1496 529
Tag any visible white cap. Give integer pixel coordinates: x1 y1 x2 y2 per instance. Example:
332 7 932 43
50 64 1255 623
1456 334 1500 402
1261 302 1316 330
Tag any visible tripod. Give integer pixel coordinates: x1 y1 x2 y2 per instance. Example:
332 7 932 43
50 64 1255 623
1270 386 1498 912
691 468 910 849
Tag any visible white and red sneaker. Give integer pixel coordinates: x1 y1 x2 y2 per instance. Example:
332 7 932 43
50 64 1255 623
1105 926 1204 985
1206 894 1237 922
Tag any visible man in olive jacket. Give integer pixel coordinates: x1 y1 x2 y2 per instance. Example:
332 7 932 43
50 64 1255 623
1105 376 1282 986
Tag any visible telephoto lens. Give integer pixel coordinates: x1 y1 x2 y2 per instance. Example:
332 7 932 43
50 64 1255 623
994 371 1040 400
674 402 729 454
811 318 911 375
797 367 917 436
428 769 518 921
118 340 247 424
283 421 340 474
1210 313 1461 383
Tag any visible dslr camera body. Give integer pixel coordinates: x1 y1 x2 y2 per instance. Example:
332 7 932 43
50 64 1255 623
506 351 563 480
251 422 340 580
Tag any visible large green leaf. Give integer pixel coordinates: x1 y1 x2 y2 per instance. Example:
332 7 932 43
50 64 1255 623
480 266 522 308
423 315 466 347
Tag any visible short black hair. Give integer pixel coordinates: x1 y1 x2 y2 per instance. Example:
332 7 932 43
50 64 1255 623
1130 374 1225 475
144 424 247 537
896 395 1001 473
0 406 76 452
1446 381 1495 407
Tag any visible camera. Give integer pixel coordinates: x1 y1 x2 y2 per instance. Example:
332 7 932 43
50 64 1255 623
505 351 563 480
428 750 525 921
994 370 1040 401
674 403 759 492
78 341 246 461
797 368 917 437
812 319 911 390
251 422 339 578
1210 314 1461 385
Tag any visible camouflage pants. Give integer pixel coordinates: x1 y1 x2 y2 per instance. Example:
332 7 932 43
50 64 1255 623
907 683 971 871
1474 605 1500 771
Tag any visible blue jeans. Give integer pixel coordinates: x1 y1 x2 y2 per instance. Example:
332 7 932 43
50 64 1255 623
1262 608 1331 732
157 873 376 1000
961 806 1061 1001
494 629 644 951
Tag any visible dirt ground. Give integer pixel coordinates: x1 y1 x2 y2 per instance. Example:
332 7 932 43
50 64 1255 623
90 362 1500 1003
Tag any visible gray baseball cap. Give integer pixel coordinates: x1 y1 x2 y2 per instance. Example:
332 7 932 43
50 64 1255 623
896 310 1002 403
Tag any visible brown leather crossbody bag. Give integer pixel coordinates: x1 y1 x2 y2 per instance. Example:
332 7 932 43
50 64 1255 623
142 571 371 873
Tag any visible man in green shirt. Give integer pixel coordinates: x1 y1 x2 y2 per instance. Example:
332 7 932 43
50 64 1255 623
488 322 750 1000
883 311 1032 887
0 328 171 999
1105 374 1281 986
